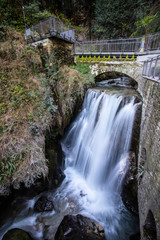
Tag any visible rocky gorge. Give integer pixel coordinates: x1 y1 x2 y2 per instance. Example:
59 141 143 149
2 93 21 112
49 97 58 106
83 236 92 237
0 30 160 240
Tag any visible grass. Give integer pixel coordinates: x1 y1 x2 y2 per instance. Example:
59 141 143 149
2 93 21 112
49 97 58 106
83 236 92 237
0 28 50 192
70 62 95 84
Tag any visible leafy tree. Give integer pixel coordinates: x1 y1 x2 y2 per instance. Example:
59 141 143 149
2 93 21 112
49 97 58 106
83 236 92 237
92 0 160 39
24 1 53 27
132 2 160 36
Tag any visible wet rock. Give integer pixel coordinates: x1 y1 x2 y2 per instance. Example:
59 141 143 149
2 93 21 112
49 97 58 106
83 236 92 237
34 196 54 212
55 214 105 240
121 152 138 215
130 100 142 157
130 232 140 240
2 228 32 240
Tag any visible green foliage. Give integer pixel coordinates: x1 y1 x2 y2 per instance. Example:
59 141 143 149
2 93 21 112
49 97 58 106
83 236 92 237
71 62 94 84
137 164 145 181
39 53 59 117
24 2 53 28
76 54 135 62
132 13 160 36
0 0 54 32
131 2 160 36
102 56 106 61
93 0 159 38
125 55 129 61
0 73 39 114
0 147 30 184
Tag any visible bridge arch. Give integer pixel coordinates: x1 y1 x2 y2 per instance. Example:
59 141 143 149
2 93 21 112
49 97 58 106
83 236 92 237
89 62 143 87
95 71 138 89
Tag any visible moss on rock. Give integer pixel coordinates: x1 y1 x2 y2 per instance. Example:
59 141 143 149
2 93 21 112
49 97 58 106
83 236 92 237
2 228 32 240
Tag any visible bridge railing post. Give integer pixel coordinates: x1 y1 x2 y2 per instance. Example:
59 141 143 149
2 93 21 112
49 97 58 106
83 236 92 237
31 25 34 40
53 18 56 33
100 42 102 54
143 55 160 81
61 21 63 35
67 26 70 39
153 56 158 79
82 44 84 54
50 17 53 32
40 21 43 37
142 62 146 75
148 60 152 77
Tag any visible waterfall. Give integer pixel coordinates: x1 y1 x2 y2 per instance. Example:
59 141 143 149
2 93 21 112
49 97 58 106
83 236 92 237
61 88 139 240
0 88 139 240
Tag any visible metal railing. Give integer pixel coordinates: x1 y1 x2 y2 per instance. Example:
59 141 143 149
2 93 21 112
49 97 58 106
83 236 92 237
144 32 160 51
26 17 75 43
142 55 160 81
75 32 160 55
75 37 143 54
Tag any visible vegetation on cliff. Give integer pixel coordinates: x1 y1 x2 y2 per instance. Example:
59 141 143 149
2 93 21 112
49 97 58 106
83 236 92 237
0 28 94 195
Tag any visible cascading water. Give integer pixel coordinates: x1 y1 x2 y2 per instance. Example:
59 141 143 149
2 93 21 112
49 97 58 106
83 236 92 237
0 87 140 240
60 88 139 240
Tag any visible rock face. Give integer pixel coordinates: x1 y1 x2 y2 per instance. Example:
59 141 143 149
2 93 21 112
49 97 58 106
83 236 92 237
138 79 160 239
55 215 105 240
121 152 138 215
34 196 54 212
2 228 32 240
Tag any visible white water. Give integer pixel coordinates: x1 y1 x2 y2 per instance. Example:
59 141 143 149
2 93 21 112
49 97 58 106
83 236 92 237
0 88 139 240
61 89 139 239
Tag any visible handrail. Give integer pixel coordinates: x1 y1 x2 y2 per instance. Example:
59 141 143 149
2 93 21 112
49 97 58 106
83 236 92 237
25 17 75 43
25 17 160 56
142 55 160 81
75 32 160 54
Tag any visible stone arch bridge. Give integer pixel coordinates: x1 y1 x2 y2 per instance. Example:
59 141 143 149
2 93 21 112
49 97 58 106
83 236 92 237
88 60 143 85
76 55 160 97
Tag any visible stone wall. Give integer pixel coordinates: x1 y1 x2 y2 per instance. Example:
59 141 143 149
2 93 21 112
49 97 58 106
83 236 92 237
138 78 160 240
32 38 74 56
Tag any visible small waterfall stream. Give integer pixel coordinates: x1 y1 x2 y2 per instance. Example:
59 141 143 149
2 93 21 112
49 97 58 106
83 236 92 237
0 87 140 240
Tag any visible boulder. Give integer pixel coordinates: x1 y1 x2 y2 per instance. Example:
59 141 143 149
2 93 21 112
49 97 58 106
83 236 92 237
34 196 54 212
2 228 32 240
55 214 105 240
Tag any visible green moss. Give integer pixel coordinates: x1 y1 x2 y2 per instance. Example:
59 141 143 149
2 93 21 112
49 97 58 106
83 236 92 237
2 228 32 240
